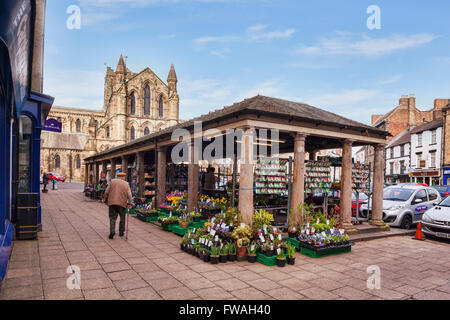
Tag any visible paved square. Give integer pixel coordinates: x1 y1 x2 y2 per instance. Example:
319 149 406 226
1 183 449 300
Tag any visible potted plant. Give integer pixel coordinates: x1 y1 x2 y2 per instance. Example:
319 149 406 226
228 243 237 262
247 242 257 263
265 243 273 257
179 217 189 228
231 225 252 256
203 249 210 262
276 249 286 267
219 245 229 263
286 243 296 265
210 246 220 264
190 210 201 222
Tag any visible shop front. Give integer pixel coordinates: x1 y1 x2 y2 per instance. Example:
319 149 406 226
0 0 54 280
442 168 450 186
409 170 440 186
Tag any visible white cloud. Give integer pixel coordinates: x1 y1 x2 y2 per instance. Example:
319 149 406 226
378 74 403 85
295 32 437 57
43 69 105 110
246 24 295 41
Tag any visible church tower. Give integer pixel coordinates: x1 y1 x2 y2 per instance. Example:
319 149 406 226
167 64 179 121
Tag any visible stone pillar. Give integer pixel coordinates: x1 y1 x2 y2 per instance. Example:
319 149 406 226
137 152 145 199
121 156 128 181
157 147 167 208
110 158 116 180
290 134 307 225
188 141 200 212
84 163 89 187
94 162 100 185
340 139 353 229
370 144 386 226
239 128 255 224
88 163 94 184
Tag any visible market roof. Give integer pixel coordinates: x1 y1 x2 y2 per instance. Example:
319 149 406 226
86 95 389 160
410 119 443 134
387 128 411 148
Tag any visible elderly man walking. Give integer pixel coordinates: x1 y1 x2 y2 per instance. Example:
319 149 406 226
104 172 133 239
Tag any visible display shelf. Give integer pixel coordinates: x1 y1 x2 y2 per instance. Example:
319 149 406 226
167 164 188 192
254 157 288 195
352 163 370 193
305 161 331 195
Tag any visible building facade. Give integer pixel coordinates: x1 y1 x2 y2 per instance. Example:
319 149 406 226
40 55 181 181
0 0 54 280
385 129 411 183
409 120 443 186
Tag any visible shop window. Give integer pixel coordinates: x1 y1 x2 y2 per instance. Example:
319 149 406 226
55 154 61 169
159 96 163 118
76 119 81 132
129 93 136 115
144 85 150 116
17 116 32 193
130 126 135 141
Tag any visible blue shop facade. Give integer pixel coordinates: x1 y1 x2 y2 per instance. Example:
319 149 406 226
0 0 54 280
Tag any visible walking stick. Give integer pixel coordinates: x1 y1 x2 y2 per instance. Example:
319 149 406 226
125 208 129 240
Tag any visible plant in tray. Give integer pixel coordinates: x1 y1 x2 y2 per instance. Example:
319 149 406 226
276 248 286 267
210 246 220 264
231 224 252 256
178 217 189 228
247 242 257 263
228 243 237 261
286 243 296 265
219 244 229 263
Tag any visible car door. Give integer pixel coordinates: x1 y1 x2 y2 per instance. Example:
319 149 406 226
411 189 429 222
427 188 441 207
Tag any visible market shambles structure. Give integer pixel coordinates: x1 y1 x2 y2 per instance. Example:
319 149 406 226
84 95 389 229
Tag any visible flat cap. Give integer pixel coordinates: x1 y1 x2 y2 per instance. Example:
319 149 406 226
117 172 126 177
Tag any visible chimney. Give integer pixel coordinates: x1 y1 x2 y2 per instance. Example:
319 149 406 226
408 94 416 127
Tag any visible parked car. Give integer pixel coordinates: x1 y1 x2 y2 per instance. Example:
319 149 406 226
360 185 441 229
47 172 66 182
333 192 368 217
431 185 450 198
422 196 450 240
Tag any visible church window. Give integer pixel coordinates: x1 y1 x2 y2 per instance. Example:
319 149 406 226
129 93 136 115
106 126 110 138
159 96 163 118
76 155 81 169
130 126 135 141
144 127 150 136
76 119 81 132
55 155 61 169
144 85 150 116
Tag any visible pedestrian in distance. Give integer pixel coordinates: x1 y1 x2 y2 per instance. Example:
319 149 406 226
103 172 133 239
42 172 49 192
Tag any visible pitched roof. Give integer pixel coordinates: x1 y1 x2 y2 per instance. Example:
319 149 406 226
41 132 89 150
387 128 411 148
410 119 443 134
88 95 389 159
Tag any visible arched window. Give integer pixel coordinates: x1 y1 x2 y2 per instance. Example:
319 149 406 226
129 93 136 115
130 126 135 141
95 120 99 130
144 85 150 116
159 96 164 118
144 127 150 136
55 155 60 169
76 155 81 169
106 126 110 138
76 119 81 132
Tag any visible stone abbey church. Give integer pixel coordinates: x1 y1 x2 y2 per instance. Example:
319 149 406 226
40 55 181 181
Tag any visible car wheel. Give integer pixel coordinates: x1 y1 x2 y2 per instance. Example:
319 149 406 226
400 215 412 230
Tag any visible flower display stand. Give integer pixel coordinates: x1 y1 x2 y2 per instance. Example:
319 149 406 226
256 252 288 266
189 220 207 229
171 225 194 236
298 242 352 258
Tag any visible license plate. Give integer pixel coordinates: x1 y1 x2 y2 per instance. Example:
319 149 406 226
437 232 450 238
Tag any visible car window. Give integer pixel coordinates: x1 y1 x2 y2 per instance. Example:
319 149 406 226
383 188 414 201
433 186 447 192
428 188 439 201
413 189 428 203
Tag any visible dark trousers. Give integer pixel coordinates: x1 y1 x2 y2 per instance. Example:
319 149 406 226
109 205 126 235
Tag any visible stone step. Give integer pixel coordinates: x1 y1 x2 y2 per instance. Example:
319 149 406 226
350 229 415 242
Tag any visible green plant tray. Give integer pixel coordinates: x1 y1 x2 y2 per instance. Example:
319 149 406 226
286 237 300 250
168 224 178 232
136 213 158 222
161 224 170 231
158 211 169 217
189 220 207 229
171 225 194 236
256 252 288 266
128 209 135 214
299 245 351 258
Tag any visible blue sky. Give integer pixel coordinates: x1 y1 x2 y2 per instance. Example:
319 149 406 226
43 0 450 124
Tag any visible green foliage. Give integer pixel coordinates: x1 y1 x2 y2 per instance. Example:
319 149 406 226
224 207 242 225
286 243 296 258
220 245 229 255
277 248 286 260
247 242 257 256
210 246 220 257
231 224 252 246
252 209 274 231
228 242 237 255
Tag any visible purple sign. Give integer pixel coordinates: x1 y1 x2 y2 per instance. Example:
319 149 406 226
43 118 62 133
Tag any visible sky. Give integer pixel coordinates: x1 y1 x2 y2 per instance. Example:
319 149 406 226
43 0 450 125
